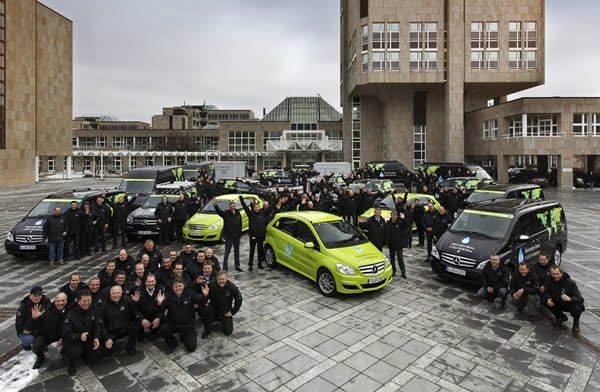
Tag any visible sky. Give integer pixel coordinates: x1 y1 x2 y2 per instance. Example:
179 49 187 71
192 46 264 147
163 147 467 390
39 0 600 123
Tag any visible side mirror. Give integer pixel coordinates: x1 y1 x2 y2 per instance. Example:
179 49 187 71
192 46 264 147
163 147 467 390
304 241 315 249
518 234 530 241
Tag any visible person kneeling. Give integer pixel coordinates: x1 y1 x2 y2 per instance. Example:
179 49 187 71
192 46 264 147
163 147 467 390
544 265 585 334
510 263 540 321
200 271 242 339
101 285 140 356
158 278 202 353
32 293 68 369
477 255 509 308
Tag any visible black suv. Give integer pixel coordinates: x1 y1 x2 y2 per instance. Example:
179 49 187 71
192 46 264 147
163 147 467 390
365 161 413 183
5 188 126 257
217 178 269 198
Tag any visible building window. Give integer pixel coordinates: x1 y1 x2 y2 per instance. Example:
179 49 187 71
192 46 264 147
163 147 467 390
263 159 283 171
471 22 498 70
136 137 150 149
549 155 559 169
471 51 484 70
386 22 400 70
228 131 255 152
372 22 384 50
410 22 437 71
0 0 4 149
372 52 384 71
573 113 588 136
387 51 400 70
291 123 317 131
509 50 521 70
72 138 78 147
413 125 426 168
509 21 537 70
113 157 122 173
593 114 600 136
263 131 282 150
164 156 172 166
483 119 498 140
83 158 92 172
194 136 219 150
112 136 133 149
351 97 361 169
47 156 55 172
508 117 523 138
360 0 368 18
527 114 559 137
144 156 154 166
362 54 369 72
525 50 537 70
361 24 368 52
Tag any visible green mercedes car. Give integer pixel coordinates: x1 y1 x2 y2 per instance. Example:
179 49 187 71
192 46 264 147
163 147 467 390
182 193 262 242
264 210 393 296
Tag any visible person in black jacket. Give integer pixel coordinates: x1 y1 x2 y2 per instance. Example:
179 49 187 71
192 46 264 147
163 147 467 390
98 259 117 289
114 248 135 276
131 274 162 341
91 196 111 253
101 285 140 355
477 255 509 307
80 202 95 256
154 196 173 246
64 201 82 260
212 197 243 272
510 263 540 319
200 271 242 338
544 265 585 333
165 262 192 295
15 286 51 351
156 256 174 290
240 195 270 270
186 190 202 217
360 208 386 251
423 202 436 262
44 207 67 266
172 193 188 243
87 276 105 310
176 243 196 268
433 206 452 243
205 247 221 272
62 289 101 376
137 239 163 273
412 199 425 247
385 210 409 278
532 253 552 297
158 277 203 353
186 249 209 283
31 292 68 369
112 195 129 249
60 273 89 308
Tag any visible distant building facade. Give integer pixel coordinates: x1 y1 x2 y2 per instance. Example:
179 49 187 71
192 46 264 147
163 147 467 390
0 0 72 185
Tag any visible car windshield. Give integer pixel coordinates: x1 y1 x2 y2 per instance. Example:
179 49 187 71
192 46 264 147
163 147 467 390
120 179 154 195
449 210 511 240
28 199 78 218
377 194 396 210
142 194 181 208
466 191 502 204
201 199 241 213
314 220 368 248
467 166 493 180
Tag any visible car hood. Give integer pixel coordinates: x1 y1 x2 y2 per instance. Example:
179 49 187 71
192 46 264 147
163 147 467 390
436 231 501 262
186 213 222 226
129 207 156 220
326 242 386 268
12 217 46 235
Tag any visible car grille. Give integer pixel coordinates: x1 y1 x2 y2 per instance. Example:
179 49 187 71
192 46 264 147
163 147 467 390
133 219 157 226
441 253 477 268
358 262 385 275
15 234 44 244
189 224 207 231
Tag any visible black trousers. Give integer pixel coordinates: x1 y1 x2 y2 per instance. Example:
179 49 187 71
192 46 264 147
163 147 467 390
426 231 434 260
159 322 196 352
112 222 127 247
415 221 424 246
158 222 171 245
32 335 58 356
65 233 80 259
248 236 265 267
80 230 94 255
223 237 241 270
546 301 584 321
202 304 234 336
389 247 405 275
104 323 138 354
174 220 186 242
94 225 107 252
63 339 100 366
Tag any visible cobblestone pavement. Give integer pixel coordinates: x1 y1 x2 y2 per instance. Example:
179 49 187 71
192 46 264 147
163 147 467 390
0 179 598 392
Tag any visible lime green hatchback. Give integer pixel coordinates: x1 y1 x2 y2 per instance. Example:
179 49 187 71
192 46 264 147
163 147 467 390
182 193 262 242
359 192 441 230
264 210 393 296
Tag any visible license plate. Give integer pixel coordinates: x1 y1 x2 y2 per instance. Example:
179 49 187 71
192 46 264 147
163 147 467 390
138 231 153 235
19 245 36 250
446 266 466 276
368 276 384 284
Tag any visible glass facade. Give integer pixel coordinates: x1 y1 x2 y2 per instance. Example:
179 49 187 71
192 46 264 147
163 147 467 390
352 97 361 169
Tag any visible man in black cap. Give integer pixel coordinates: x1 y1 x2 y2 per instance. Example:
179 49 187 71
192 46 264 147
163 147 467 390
16 286 51 351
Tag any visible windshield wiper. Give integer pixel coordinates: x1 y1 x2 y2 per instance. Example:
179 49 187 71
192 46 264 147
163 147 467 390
471 231 497 240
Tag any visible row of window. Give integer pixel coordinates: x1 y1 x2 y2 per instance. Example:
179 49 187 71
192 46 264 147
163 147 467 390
482 113 600 139
471 21 537 70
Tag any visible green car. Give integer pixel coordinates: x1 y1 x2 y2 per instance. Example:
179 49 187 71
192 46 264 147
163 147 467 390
182 193 262 242
359 192 442 230
264 210 393 296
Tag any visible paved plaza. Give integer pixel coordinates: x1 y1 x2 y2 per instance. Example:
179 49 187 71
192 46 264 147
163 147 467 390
0 178 598 391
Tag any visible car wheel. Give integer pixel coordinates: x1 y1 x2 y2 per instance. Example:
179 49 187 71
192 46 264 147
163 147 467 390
265 245 277 268
553 247 562 266
317 268 337 297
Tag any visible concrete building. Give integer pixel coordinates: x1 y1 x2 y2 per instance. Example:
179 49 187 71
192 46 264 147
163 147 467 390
340 0 545 170
0 0 72 185
70 96 343 175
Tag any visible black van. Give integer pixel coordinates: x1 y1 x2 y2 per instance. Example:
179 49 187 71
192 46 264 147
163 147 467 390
417 162 494 182
119 165 184 209
431 199 567 283
5 188 126 257
365 161 412 183
463 184 544 209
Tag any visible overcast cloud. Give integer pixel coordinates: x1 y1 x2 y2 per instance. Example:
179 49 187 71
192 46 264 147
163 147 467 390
39 0 600 122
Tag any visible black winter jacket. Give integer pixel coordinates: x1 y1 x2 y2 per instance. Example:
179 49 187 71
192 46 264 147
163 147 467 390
204 281 242 317
543 272 585 307
44 214 66 242
510 270 539 295
15 295 51 335
101 297 140 339
481 263 510 292
32 304 67 341
62 304 101 344
214 204 242 239
240 196 269 238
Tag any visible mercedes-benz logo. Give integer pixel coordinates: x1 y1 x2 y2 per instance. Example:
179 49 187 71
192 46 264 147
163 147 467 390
372 266 378 273
26 235 34 242
453 256 461 266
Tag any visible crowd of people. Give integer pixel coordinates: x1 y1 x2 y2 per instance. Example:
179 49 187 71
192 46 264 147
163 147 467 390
16 241 242 375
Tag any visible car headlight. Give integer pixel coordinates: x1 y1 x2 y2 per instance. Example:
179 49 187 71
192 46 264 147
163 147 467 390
476 259 488 270
431 246 440 259
209 222 221 230
336 262 356 275
6 231 13 242
383 256 390 268
126 215 133 224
